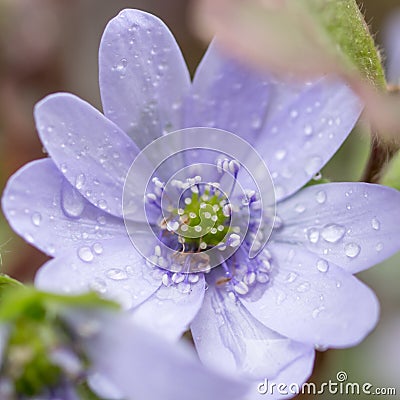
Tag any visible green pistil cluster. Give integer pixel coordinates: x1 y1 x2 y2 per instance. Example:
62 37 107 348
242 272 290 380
175 189 230 249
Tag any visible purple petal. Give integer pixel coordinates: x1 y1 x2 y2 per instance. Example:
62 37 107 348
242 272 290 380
187 43 362 200
88 315 250 400
385 11 400 85
34 93 140 217
185 41 275 144
274 182 400 273
35 238 160 309
131 277 205 341
191 282 313 380
99 9 191 148
2 159 127 257
254 79 362 200
241 242 379 348
247 350 315 400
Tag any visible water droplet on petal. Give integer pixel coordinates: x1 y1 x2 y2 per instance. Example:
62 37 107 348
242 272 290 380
275 149 287 161
295 204 306 213
371 218 380 230
98 199 108 210
297 282 311 293
285 272 298 283
321 224 346 243
92 243 103 255
306 228 320 244
75 174 86 190
304 125 313 135
61 184 85 219
78 246 94 263
315 190 327 204
60 163 68 174
375 242 383 252
106 268 128 281
345 242 361 258
31 212 42 227
312 306 325 319
316 259 329 273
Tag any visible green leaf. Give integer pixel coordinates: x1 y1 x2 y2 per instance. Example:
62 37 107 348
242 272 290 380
383 152 400 190
306 0 386 88
0 273 23 300
0 286 119 323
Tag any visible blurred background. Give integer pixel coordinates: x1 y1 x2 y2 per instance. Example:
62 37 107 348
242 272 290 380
0 1 398 398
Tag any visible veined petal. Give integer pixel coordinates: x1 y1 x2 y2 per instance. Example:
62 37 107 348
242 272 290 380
246 350 315 400
274 182 400 273
34 93 140 217
2 159 126 257
191 281 313 380
88 315 250 400
99 9 191 148
35 238 161 310
187 42 362 200
241 243 379 348
131 276 205 341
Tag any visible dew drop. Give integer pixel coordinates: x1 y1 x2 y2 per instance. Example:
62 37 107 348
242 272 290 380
60 163 68 174
304 124 313 136
290 109 298 119
75 174 86 190
285 272 298 283
31 212 42 227
275 149 287 161
371 218 380 231
98 199 108 210
316 259 329 273
345 243 361 258
92 243 103 255
321 224 346 243
295 204 306 213
375 242 383 252
306 228 320 244
315 190 327 204
116 58 128 72
276 291 287 305
61 183 85 219
297 282 311 293
106 268 128 281
78 246 94 263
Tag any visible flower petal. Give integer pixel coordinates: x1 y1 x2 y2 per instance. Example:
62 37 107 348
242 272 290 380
88 315 250 400
34 93 140 217
241 242 379 348
2 159 128 257
131 276 205 341
191 281 313 380
187 43 362 200
99 9 191 148
274 182 400 273
35 238 161 309
247 350 315 400
385 11 400 85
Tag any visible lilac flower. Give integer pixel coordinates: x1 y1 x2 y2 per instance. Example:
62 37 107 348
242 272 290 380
2 8 400 398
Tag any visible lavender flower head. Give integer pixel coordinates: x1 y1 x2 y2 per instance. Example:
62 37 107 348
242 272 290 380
3 8 400 398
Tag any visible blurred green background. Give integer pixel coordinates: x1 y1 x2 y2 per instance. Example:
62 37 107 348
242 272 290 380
0 1 398 399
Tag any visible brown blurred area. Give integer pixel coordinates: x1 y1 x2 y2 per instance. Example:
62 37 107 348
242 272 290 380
0 2 399 398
